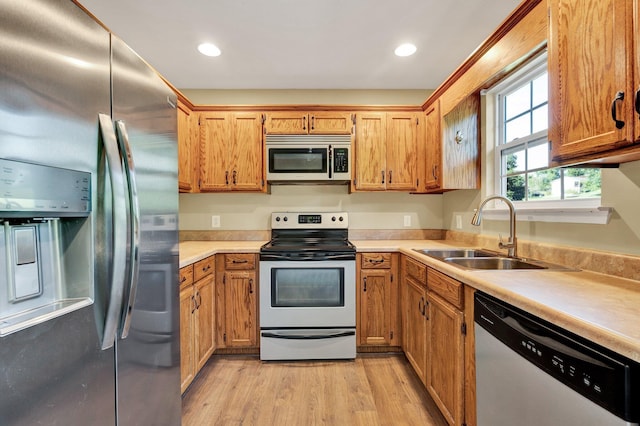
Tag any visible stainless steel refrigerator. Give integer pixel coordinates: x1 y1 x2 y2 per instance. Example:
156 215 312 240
0 0 181 424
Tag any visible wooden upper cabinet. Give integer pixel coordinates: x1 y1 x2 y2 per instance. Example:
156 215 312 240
353 112 419 191
199 111 264 192
177 100 197 193
264 111 352 134
423 99 442 191
549 0 640 165
441 94 480 190
635 1 640 145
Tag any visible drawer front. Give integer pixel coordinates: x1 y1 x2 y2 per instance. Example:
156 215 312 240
360 253 392 269
179 265 194 289
404 256 426 283
428 268 463 309
224 253 256 270
194 256 215 281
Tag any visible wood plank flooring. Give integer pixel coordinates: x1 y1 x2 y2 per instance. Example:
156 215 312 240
182 354 448 426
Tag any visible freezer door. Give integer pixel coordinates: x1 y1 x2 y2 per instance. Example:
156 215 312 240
0 1 116 424
110 35 181 426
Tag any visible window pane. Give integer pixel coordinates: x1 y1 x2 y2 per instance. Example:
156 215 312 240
506 175 526 201
527 142 549 170
505 113 531 142
532 104 548 133
528 169 561 200
532 73 548 106
505 84 531 120
563 168 602 199
502 147 525 174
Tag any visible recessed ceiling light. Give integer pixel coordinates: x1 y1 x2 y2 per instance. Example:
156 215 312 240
198 43 221 57
394 43 417 57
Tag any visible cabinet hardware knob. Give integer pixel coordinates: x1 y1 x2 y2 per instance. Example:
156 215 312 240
225 170 229 185
232 259 248 264
424 300 429 320
368 258 384 264
455 130 464 144
635 88 640 117
311 115 315 130
388 170 392 184
303 116 307 131
249 278 253 294
363 277 367 292
181 276 187 283
381 170 385 184
611 91 625 129
232 170 237 185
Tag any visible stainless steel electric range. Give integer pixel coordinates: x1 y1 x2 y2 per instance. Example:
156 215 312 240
259 212 356 361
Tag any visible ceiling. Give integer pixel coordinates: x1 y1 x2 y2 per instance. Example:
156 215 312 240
79 0 522 90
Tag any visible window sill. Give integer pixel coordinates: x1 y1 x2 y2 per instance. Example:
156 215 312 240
480 199 612 224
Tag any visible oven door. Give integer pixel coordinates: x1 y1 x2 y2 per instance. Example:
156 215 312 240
259 259 355 328
266 145 330 181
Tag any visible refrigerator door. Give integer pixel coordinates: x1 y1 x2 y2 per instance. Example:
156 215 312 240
110 36 181 425
0 0 116 424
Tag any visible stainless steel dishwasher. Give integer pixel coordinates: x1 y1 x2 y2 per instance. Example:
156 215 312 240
474 292 639 426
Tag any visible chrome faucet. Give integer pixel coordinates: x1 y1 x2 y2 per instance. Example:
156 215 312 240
471 195 518 258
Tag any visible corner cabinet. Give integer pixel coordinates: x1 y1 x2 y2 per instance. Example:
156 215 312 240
215 253 258 349
353 112 420 191
177 99 197 193
423 99 442 191
179 256 215 394
199 112 265 192
264 111 353 134
356 253 399 348
549 0 640 166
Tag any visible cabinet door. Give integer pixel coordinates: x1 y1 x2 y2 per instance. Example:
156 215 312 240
309 112 353 134
359 269 391 346
224 270 257 347
386 113 418 191
264 112 309 134
354 112 386 190
442 94 479 190
229 112 264 191
179 285 195 393
177 100 195 192
426 293 464 426
194 274 215 371
199 112 231 191
549 0 635 164
634 1 640 144
424 100 442 191
404 276 427 385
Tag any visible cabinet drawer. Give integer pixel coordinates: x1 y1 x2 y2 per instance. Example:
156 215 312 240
428 268 463 309
194 256 215 281
224 253 256 270
404 256 426 283
361 253 392 269
179 265 194 289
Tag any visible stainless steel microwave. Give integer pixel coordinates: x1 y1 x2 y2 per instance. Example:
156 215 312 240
265 135 352 183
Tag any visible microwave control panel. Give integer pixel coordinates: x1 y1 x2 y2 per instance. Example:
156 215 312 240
333 148 349 173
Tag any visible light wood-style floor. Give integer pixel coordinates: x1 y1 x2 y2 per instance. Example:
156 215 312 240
182 354 448 426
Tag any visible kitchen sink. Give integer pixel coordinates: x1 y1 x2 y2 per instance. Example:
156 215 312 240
443 256 575 271
412 248 500 260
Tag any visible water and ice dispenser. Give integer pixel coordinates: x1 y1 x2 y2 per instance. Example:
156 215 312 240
0 158 93 336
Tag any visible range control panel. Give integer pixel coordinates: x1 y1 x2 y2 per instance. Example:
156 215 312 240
271 212 348 229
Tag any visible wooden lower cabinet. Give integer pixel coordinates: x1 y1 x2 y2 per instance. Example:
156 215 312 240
179 256 216 394
401 255 428 385
216 253 259 349
357 253 399 347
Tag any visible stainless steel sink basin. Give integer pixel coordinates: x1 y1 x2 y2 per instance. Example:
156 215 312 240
412 248 499 260
443 257 574 271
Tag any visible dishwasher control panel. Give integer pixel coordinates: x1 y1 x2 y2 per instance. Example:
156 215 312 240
475 292 640 423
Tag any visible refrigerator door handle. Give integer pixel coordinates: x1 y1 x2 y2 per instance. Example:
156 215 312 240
115 120 141 340
98 113 128 350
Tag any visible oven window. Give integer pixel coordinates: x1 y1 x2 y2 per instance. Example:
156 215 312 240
271 267 344 307
269 148 327 173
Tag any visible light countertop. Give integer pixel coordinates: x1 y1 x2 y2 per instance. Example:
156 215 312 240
179 239 640 362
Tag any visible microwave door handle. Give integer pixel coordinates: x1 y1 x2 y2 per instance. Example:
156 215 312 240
115 120 141 340
328 145 332 179
97 114 128 350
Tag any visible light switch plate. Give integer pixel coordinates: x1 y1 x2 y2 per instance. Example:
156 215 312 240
403 215 411 227
455 215 462 229
211 215 221 228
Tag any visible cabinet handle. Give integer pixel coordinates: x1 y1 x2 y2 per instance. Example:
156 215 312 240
635 88 640 117
455 130 464 144
424 300 429 320
232 259 248 264
202 265 210 272
432 165 438 180
191 295 197 313
388 170 392 184
196 292 202 308
249 278 253 294
418 298 423 314
311 115 315 130
181 276 187 283
611 91 625 129
303 116 307 131
381 170 385 184
368 258 384 264
225 170 229 185
232 170 237 185
363 277 367 292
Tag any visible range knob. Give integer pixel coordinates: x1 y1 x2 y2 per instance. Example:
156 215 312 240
275 216 281 222
283 216 288 222
331 216 336 222
339 216 344 222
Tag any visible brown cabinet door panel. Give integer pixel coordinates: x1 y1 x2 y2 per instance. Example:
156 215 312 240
359 270 391 346
354 112 386 190
386 113 418 191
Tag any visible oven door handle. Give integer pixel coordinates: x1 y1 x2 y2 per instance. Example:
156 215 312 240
261 330 355 340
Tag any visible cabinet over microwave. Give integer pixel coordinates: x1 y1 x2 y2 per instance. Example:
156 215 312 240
265 135 352 183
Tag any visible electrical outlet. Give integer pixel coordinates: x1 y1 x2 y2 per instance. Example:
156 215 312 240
455 215 462 229
403 215 411 227
211 215 221 228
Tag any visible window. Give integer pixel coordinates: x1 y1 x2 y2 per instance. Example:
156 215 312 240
494 54 601 203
